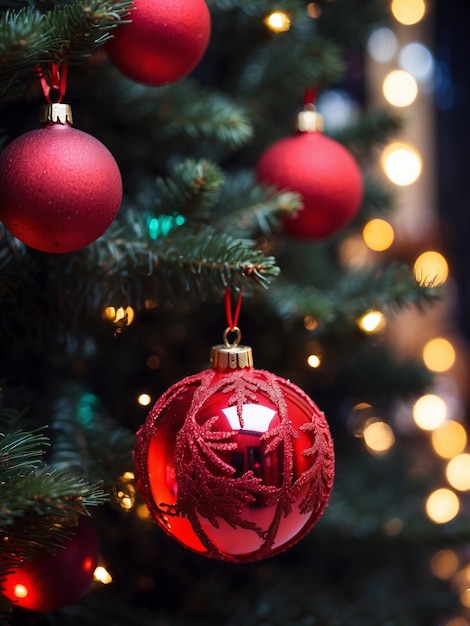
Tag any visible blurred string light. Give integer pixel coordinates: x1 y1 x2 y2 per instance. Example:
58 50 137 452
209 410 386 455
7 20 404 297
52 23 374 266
399 42 434 84
446 454 470 491
116 471 136 511
391 0 426 26
264 10 291 32
431 549 460 580
137 393 152 406
367 27 397 62
307 354 321 368
413 250 449 286
431 421 467 459
102 306 135 330
422 337 456 372
93 566 113 585
425 487 459 524
413 394 447 431
358 310 386 333
381 142 422 186
147 214 185 239
362 218 395 251
363 419 395 455
383 69 418 106
306 3 322 19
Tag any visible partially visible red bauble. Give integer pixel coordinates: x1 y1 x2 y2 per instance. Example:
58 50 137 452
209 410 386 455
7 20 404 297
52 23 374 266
1 516 99 612
257 129 363 240
106 0 211 86
0 105 122 253
135 342 334 563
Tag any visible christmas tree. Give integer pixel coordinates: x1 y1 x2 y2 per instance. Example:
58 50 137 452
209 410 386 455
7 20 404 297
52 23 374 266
0 0 467 624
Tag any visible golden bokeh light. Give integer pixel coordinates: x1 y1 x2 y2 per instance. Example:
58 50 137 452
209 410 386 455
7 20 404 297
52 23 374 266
461 589 470 609
307 354 321 368
363 419 395 454
138 393 152 406
358 310 386 333
446 454 470 491
432 421 467 459
422 337 456 372
362 218 395 252
94 566 113 585
264 10 291 32
413 394 447 431
381 143 422 186
414 251 449 286
102 305 135 328
383 69 418 107
425 488 459 524
430 549 459 579
391 0 426 25
307 2 322 18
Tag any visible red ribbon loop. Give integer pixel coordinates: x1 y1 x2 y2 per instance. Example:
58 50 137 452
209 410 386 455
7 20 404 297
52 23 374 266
40 63 68 104
224 288 242 331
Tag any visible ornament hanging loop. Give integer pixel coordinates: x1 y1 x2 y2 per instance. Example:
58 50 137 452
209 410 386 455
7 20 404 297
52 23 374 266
224 288 242 332
40 63 68 104
223 326 241 348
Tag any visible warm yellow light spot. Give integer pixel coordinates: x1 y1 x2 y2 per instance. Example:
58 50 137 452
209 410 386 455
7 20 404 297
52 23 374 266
363 419 395 454
307 2 322 18
94 566 113 585
103 305 135 327
432 421 467 459
138 393 152 406
413 394 447 431
136 503 151 520
422 337 456 372
381 143 422 186
383 70 418 107
307 354 321 368
461 589 470 608
362 218 395 252
265 10 291 32
414 251 449 286
122 471 135 481
358 310 386 333
13 584 28 599
430 549 459 579
446 454 470 491
426 488 459 524
304 315 318 331
391 0 426 25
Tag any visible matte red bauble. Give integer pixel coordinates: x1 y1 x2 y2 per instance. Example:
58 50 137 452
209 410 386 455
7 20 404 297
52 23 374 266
257 118 363 240
106 0 211 86
135 340 334 563
0 103 122 254
1 517 98 612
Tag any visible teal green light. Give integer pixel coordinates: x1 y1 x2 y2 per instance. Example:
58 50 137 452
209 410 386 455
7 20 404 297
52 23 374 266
77 392 99 427
147 214 186 239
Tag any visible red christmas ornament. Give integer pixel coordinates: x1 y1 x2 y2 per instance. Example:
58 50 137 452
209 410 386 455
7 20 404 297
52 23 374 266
256 108 363 240
0 102 122 254
1 516 99 612
106 0 211 86
135 294 334 563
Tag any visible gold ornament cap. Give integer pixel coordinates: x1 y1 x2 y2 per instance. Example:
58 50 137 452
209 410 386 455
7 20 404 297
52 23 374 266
40 103 73 125
211 327 253 371
297 105 323 133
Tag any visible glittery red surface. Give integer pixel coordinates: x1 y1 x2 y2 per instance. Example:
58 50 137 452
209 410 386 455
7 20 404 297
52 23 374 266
135 366 334 563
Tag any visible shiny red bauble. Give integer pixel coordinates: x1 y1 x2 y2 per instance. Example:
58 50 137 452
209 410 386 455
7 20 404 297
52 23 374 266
135 344 334 563
106 0 211 86
0 119 122 253
257 130 363 240
1 517 99 612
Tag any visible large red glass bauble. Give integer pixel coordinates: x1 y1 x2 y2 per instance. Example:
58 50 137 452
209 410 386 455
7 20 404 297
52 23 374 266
0 123 122 253
257 131 363 240
135 365 334 563
1 517 99 612
106 0 211 86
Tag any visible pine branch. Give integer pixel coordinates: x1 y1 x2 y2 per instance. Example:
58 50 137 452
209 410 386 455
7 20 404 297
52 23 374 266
0 0 131 96
268 264 441 325
213 171 302 237
137 159 225 222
